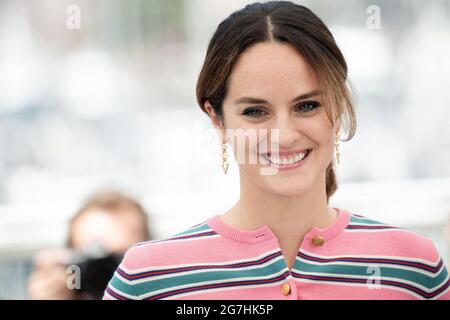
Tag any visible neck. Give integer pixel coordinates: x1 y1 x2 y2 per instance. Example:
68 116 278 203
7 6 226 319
224 171 336 241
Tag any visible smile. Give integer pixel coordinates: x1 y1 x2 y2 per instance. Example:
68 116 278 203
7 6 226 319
260 149 312 170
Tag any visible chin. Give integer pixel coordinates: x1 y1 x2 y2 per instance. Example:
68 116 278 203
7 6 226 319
242 165 318 197
262 179 313 197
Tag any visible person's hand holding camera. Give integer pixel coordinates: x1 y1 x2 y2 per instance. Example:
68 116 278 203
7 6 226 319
27 248 78 300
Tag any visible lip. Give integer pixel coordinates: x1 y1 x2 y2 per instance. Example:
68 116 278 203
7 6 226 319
266 148 311 157
260 149 312 171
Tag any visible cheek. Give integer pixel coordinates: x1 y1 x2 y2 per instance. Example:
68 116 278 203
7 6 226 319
314 128 334 150
226 125 267 164
307 114 335 152
230 134 263 167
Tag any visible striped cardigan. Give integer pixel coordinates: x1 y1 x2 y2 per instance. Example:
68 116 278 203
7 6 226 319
103 207 450 300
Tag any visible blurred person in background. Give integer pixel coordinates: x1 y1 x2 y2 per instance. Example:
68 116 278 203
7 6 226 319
27 190 151 300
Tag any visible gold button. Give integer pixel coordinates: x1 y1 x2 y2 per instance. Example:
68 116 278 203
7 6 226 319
280 282 291 296
312 235 325 247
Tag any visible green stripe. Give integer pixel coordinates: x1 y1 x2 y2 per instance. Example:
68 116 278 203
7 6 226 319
293 259 448 290
110 255 448 297
349 215 387 225
109 275 139 297
174 223 212 237
134 257 287 294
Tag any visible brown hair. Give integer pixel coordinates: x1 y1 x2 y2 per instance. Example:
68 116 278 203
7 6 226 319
67 190 151 248
196 1 356 203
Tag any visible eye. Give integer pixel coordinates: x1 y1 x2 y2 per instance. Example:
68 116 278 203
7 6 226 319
296 101 320 112
241 107 267 117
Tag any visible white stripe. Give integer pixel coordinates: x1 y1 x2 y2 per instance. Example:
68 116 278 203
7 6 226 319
120 248 282 275
344 226 424 238
298 249 442 267
130 255 286 284
114 251 285 286
164 278 290 300
344 228 405 233
347 223 395 228
295 255 445 277
295 277 423 299
173 224 213 237
139 267 291 299
134 232 220 248
429 284 450 300
294 270 449 293
107 283 140 300
102 290 117 300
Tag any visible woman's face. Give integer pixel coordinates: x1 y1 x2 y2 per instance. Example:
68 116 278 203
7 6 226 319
207 42 339 197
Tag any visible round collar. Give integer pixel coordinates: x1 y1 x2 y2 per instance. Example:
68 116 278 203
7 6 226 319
206 207 350 244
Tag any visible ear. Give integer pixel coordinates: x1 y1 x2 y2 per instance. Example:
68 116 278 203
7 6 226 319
204 100 226 142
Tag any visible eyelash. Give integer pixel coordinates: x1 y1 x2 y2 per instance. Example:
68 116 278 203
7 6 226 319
241 101 321 117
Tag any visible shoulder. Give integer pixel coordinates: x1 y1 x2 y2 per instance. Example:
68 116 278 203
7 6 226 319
342 211 450 299
345 213 441 265
103 219 219 300
345 212 441 261
121 218 219 269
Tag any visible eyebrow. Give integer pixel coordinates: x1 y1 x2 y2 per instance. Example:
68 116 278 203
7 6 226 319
233 90 323 105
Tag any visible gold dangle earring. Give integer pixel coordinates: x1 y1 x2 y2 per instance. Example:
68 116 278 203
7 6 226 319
335 132 340 165
221 140 229 174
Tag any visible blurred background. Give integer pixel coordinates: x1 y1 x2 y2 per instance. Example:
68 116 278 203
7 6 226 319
0 0 449 299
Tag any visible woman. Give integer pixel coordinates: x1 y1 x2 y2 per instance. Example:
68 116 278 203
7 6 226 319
103 1 449 300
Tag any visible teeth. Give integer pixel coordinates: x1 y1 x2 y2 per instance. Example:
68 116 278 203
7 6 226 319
266 150 309 166
287 156 295 164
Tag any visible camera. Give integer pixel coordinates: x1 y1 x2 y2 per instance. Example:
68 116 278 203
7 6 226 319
68 243 123 300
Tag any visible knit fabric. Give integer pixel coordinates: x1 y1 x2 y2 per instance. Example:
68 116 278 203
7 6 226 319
103 207 450 300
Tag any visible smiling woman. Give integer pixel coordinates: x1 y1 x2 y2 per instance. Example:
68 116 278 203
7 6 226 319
103 1 450 300
197 8 356 204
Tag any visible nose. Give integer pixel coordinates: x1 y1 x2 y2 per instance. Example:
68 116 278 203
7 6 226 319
272 113 301 150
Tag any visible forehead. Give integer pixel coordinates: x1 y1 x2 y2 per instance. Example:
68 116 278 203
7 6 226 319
226 42 319 100
73 208 142 231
